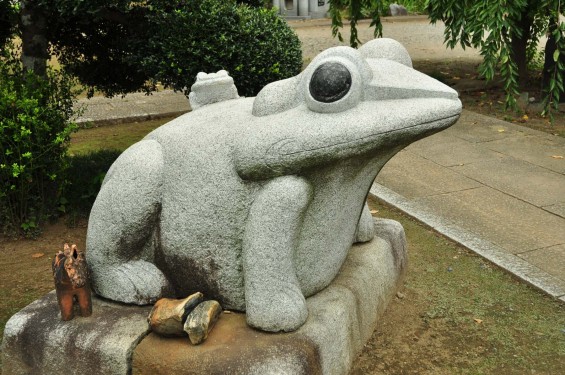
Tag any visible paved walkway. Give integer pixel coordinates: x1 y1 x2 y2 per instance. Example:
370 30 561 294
371 111 565 303
75 90 190 125
73 18 565 303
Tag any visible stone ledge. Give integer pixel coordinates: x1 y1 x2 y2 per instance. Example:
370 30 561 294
1 292 152 375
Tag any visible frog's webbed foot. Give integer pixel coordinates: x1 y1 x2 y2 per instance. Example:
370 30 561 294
90 260 173 305
243 176 312 332
354 202 376 243
245 271 308 332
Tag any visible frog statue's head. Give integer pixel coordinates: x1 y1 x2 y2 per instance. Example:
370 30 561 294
234 38 462 180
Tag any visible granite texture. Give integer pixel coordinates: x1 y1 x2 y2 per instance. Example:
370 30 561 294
1 291 152 375
359 37 413 68
188 70 239 110
133 224 406 375
87 38 461 332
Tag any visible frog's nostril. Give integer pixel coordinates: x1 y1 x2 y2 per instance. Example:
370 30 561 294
309 62 352 103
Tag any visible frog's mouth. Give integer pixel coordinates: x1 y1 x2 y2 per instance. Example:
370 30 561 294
236 99 460 180
238 70 461 180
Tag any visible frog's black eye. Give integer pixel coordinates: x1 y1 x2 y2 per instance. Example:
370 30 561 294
309 62 352 103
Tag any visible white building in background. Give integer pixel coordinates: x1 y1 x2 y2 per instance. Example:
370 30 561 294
272 0 330 19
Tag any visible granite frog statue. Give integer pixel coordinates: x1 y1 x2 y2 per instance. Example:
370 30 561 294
87 38 461 332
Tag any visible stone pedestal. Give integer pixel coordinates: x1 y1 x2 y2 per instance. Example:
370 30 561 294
2 219 406 375
1 292 152 375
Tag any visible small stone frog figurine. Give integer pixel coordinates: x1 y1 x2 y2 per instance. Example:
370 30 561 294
52 244 92 321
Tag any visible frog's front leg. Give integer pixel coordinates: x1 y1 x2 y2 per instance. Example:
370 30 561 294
243 176 313 332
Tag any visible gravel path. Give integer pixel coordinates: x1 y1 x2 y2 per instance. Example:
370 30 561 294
290 16 481 64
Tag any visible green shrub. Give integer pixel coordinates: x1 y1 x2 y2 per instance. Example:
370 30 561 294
141 0 302 97
0 47 78 235
62 149 121 219
401 0 428 14
236 0 266 7
337 0 428 20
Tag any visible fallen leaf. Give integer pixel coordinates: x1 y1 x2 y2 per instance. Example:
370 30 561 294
497 129 505 133
551 155 564 159
474 318 483 324
452 76 461 80
497 101 504 104
370 209 378 214
522 114 529 121
31 253 44 258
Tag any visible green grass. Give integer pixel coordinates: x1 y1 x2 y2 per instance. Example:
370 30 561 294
69 117 174 155
363 196 565 374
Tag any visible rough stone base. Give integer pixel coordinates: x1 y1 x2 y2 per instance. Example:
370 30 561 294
2 218 406 375
1 293 152 375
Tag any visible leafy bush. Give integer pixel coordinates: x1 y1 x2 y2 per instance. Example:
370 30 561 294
236 0 266 6
62 149 121 219
0 47 78 235
399 0 428 14
141 0 302 97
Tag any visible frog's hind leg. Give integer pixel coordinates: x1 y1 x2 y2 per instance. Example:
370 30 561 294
86 140 172 305
243 176 313 332
355 201 376 243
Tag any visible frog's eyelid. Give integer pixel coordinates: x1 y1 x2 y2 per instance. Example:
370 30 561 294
253 46 373 117
252 76 302 117
358 38 412 68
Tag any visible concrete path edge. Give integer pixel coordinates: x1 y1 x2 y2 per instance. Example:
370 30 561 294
369 183 565 304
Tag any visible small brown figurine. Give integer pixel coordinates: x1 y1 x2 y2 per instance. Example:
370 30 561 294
52 244 92 321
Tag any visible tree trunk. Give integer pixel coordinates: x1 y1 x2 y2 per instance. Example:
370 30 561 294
510 8 533 91
542 18 565 102
19 0 49 76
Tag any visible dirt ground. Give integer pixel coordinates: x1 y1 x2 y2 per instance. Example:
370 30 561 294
2 18 564 374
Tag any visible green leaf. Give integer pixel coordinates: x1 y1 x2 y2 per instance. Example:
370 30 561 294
554 50 560 62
